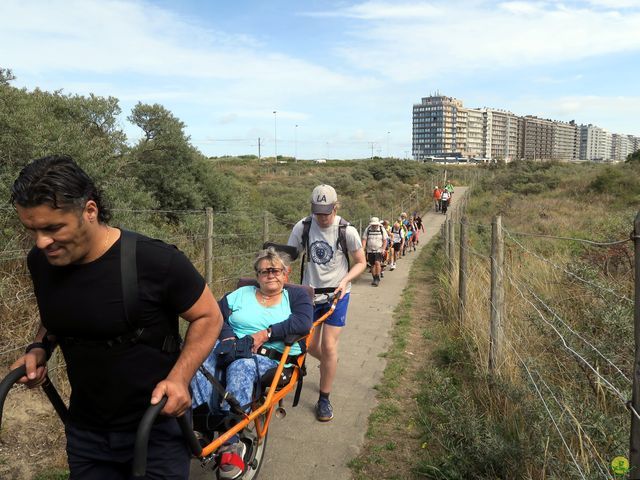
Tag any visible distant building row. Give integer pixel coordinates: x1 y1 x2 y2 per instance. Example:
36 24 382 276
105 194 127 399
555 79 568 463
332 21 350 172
412 95 640 162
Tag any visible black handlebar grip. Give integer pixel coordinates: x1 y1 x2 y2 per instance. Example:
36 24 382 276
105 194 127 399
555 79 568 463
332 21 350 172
0 366 68 428
132 396 167 478
0 365 26 428
132 396 202 478
176 414 203 457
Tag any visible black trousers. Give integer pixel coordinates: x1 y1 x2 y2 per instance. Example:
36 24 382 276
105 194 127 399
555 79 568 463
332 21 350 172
66 419 190 479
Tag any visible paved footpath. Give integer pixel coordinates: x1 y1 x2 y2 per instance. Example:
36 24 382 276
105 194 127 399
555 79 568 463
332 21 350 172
190 188 465 479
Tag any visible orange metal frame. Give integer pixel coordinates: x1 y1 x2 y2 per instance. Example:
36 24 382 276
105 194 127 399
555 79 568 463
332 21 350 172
199 296 338 458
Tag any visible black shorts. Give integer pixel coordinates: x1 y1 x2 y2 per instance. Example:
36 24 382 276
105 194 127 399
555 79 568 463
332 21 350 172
392 242 402 252
367 252 384 264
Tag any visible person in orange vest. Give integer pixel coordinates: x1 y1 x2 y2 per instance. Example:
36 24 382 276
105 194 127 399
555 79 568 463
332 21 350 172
433 186 442 212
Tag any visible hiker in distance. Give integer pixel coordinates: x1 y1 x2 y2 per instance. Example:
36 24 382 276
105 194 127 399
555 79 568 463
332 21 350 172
362 216 389 286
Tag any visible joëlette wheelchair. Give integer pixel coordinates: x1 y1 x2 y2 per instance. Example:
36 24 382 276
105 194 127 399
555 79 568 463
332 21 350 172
0 282 338 480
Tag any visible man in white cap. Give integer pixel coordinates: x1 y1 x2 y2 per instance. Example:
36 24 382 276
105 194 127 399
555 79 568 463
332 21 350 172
362 216 388 286
287 184 366 421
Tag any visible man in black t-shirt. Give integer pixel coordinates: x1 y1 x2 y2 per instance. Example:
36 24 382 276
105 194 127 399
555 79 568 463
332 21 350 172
9 155 222 479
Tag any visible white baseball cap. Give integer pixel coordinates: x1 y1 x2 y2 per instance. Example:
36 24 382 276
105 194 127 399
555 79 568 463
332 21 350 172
311 184 337 214
369 216 381 226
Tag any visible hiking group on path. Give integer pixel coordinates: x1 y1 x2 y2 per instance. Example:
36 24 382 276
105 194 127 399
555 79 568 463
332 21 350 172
362 180 454 288
5 153 456 480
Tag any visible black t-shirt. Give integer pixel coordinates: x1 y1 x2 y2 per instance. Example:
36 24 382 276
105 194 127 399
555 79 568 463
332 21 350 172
27 232 206 431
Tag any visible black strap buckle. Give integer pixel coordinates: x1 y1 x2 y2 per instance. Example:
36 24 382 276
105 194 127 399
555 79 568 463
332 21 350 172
105 328 144 348
258 346 298 365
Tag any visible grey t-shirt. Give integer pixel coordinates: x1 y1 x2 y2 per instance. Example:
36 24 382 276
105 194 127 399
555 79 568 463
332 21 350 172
288 215 362 294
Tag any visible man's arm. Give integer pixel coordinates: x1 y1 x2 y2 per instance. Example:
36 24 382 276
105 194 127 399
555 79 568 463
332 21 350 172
150 285 222 416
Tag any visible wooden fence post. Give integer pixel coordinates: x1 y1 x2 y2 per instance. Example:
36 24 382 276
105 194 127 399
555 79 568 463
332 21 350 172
630 211 640 477
489 215 504 375
448 217 455 275
459 216 468 325
443 221 449 261
205 207 213 286
263 211 269 244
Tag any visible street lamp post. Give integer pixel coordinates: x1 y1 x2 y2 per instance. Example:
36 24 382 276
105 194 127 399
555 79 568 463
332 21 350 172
295 124 298 161
273 111 277 162
387 131 391 158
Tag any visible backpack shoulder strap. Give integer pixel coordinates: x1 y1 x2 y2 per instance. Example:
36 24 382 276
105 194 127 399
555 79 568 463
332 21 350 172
337 218 351 272
300 216 312 284
300 216 351 281
301 216 312 255
120 229 139 330
120 229 181 353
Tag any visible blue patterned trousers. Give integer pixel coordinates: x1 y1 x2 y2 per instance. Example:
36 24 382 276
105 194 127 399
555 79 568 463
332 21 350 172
191 348 278 412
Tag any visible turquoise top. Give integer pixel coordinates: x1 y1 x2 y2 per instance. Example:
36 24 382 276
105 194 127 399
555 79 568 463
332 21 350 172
226 285 302 356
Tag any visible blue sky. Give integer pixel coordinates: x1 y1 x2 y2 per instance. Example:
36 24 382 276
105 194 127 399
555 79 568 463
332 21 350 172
1 0 639 159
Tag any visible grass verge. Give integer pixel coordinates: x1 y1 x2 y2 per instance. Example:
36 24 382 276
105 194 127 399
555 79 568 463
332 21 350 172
350 236 441 480
349 232 535 480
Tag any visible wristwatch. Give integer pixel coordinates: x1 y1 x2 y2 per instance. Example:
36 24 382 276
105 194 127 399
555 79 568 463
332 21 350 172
25 341 51 360
25 333 54 360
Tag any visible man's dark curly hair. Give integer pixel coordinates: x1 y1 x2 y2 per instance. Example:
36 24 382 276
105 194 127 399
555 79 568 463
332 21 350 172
11 155 112 223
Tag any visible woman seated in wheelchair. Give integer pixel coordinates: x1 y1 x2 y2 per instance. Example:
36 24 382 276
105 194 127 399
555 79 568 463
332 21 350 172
190 245 313 479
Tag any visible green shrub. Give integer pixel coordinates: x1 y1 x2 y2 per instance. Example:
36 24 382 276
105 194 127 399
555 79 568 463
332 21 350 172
588 166 640 200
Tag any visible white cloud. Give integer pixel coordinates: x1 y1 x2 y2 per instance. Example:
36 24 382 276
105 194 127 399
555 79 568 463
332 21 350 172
499 1 544 15
512 95 640 134
320 1 640 81
302 1 443 19
0 0 378 100
586 0 640 7
533 73 584 84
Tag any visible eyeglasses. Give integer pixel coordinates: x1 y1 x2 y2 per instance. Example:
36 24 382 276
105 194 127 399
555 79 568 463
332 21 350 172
257 267 284 277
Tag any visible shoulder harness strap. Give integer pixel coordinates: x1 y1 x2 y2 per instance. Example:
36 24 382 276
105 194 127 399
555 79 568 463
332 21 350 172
300 216 313 284
120 229 140 330
57 230 180 353
300 216 350 283
337 218 351 272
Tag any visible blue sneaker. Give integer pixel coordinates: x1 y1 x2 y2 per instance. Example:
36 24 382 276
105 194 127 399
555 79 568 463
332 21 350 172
315 398 334 422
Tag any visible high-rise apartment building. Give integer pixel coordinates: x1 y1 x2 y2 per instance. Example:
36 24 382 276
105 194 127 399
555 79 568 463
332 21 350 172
612 134 634 161
412 95 464 159
461 107 485 158
484 109 518 162
412 94 638 162
630 136 640 158
580 124 612 161
520 116 554 161
553 121 579 161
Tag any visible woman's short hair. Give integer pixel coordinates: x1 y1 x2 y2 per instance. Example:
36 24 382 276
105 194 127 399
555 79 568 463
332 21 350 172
253 246 291 273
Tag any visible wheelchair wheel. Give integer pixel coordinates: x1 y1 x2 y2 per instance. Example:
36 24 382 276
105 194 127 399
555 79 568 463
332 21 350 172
238 414 268 480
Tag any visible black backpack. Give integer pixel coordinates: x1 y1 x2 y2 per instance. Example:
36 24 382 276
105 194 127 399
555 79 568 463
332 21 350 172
55 230 181 354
